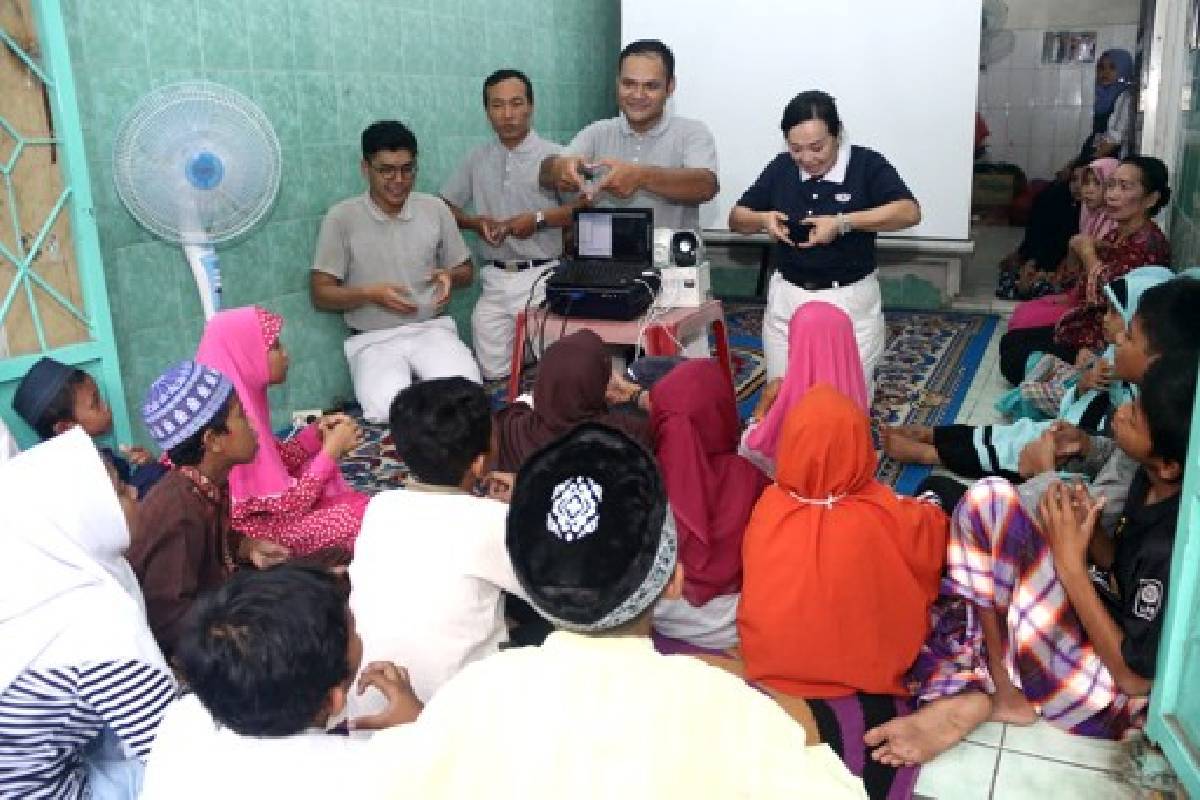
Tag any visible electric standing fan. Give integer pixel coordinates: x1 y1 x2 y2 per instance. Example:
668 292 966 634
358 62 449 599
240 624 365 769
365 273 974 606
112 81 281 318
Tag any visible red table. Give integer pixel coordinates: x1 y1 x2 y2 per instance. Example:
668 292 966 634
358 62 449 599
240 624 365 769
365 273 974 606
507 299 732 401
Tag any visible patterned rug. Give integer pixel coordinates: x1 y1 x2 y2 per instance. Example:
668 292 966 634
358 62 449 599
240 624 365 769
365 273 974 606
338 302 998 495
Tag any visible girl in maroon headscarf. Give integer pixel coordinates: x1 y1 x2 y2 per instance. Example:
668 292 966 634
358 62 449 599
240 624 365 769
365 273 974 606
493 330 651 473
649 358 769 648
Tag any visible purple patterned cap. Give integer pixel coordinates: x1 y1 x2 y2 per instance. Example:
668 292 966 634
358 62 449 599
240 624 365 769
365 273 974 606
142 360 234 451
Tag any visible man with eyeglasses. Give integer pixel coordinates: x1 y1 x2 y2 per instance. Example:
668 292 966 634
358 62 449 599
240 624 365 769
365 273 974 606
311 120 481 422
539 39 719 236
440 69 578 381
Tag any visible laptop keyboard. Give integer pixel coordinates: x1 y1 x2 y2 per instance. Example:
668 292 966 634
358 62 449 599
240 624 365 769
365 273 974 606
552 261 655 288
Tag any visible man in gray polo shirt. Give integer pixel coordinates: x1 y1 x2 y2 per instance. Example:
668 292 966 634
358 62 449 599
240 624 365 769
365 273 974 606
540 39 719 232
310 120 481 422
441 69 579 380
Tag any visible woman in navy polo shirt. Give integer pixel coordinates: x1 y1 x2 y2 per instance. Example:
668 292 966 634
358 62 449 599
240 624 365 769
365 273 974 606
730 91 921 398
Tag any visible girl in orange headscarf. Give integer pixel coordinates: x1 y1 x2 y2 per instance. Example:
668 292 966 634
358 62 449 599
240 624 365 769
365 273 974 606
738 384 948 698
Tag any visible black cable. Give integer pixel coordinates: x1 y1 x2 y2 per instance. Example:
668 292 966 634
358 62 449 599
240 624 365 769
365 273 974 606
522 266 554 367
559 292 581 342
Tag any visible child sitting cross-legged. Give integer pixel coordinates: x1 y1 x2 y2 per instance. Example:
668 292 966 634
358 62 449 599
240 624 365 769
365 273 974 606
348 377 526 707
866 349 1198 766
11 356 167 496
128 361 290 661
140 563 423 799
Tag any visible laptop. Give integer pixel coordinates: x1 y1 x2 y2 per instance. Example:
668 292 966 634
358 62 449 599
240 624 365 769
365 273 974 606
545 208 661 320
552 207 657 287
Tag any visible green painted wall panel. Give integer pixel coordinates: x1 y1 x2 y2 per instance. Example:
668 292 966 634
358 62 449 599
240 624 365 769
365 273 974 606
62 0 619 439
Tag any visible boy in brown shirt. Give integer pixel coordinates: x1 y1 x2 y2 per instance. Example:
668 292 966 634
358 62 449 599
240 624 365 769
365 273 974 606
129 360 287 659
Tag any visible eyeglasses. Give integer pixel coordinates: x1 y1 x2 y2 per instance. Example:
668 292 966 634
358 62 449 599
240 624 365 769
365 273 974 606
371 162 418 180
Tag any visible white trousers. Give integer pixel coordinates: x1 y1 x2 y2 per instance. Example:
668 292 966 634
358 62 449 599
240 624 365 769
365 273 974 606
762 270 885 394
344 317 482 422
471 264 553 380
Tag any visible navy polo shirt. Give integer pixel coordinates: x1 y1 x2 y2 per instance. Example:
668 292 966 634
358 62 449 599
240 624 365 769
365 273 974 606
737 145 915 288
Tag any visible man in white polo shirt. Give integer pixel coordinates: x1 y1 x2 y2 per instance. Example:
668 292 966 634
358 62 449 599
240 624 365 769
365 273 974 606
441 69 578 380
540 39 719 232
311 121 481 422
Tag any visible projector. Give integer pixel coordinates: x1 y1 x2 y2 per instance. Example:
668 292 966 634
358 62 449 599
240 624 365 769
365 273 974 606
653 227 706 268
659 261 711 308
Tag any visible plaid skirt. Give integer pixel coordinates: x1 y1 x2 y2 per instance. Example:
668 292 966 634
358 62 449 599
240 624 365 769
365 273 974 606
907 477 1147 738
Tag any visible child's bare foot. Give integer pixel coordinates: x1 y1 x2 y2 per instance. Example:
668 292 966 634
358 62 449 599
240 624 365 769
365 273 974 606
990 685 1038 725
881 428 941 465
864 692 992 767
888 424 934 444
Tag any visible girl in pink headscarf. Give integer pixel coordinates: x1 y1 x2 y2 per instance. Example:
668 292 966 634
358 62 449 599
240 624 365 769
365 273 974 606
1008 157 1120 332
195 306 369 554
739 302 868 477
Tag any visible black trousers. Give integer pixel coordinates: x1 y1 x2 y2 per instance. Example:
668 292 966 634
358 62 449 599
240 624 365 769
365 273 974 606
998 325 1078 385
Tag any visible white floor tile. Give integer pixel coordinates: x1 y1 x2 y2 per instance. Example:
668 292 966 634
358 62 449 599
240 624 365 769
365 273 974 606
992 751 1137 799
965 720 1005 747
1001 719 1130 772
914 741 1000 800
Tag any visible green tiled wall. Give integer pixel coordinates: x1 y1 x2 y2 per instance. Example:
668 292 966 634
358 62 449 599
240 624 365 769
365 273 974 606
62 0 619 440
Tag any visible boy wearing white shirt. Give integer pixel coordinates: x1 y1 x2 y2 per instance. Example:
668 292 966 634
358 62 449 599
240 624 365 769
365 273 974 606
348 377 524 708
141 564 421 799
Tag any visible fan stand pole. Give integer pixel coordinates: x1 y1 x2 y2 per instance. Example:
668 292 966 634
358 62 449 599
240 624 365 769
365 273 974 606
182 242 221 319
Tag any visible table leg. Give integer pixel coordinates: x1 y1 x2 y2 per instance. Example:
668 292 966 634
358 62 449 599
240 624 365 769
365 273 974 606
755 244 772 298
712 317 734 391
645 324 678 357
507 312 527 402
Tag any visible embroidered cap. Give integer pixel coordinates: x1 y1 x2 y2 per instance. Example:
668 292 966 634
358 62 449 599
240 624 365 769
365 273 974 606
506 423 678 632
11 356 77 430
142 360 235 451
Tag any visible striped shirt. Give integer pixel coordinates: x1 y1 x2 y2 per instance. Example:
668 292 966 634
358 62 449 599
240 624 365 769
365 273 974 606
0 660 175 799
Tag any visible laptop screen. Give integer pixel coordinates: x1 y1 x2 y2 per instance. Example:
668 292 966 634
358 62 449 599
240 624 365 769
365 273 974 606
576 210 652 263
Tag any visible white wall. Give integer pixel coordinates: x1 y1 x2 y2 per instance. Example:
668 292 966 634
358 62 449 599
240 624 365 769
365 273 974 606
622 0 982 240
1003 0 1141 28
979 1 1140 181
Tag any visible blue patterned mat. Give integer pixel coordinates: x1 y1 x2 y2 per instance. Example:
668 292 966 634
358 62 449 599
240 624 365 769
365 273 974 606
339 303 998 495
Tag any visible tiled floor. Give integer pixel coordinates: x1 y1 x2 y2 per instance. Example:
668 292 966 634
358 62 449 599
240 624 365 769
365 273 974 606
912 224 1177 799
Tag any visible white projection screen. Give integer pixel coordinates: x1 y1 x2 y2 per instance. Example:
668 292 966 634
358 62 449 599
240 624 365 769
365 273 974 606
621 0 983 240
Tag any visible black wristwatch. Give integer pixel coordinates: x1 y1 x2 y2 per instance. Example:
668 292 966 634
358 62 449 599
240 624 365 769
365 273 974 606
535 210 547 231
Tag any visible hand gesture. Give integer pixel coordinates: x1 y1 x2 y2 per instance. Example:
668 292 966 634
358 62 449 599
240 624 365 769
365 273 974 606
429 269 453 310
120 444 155 466
1069 233 1097 259
605 370 641 406
1078 357 1112 393
476 216 509 247
594 158 644 199
760 211 794 247
504 212 537 240
241 537 291 569
555 155 589 194
369 283 418 314
349 662 423 731
1017 430 1058 478
1048 420 1091 461
751 378 783 423
321 417 360 461
485 471 516 504
797 215 839 248
1038 479 1104 567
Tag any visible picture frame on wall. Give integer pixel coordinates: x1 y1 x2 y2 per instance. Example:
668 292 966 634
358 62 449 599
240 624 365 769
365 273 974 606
1190 0 1200 50
1042 31 1097 63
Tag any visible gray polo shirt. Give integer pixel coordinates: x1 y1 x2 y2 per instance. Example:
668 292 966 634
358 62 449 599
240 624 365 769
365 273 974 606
440 131 565 262
312 192 471 332
565 112 719 231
